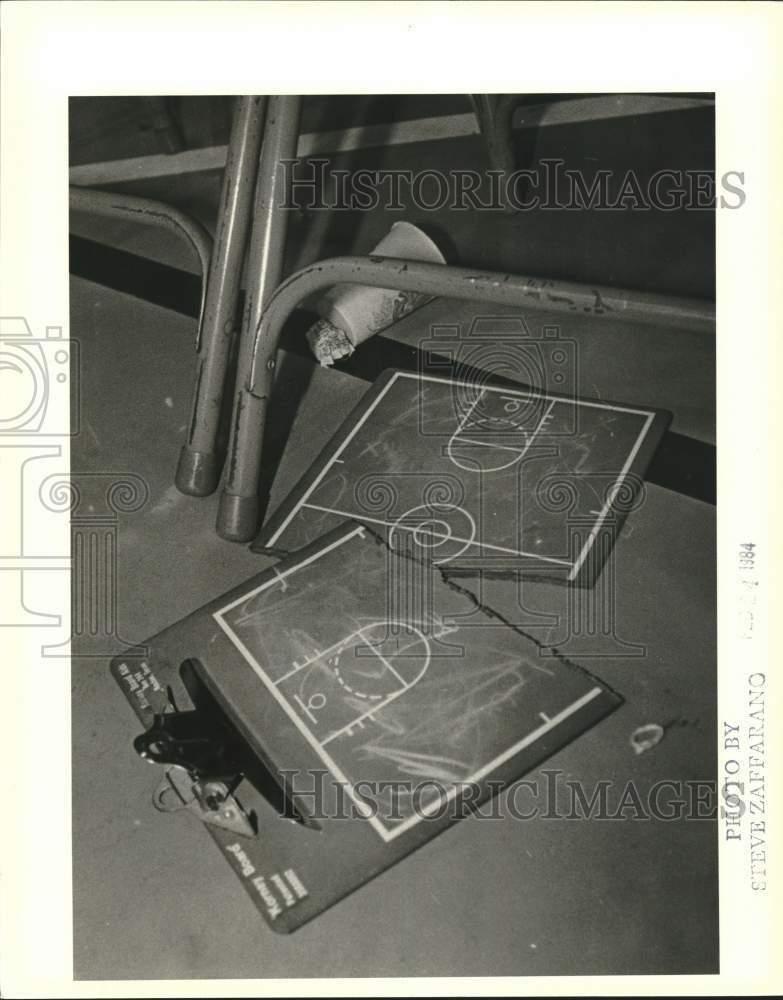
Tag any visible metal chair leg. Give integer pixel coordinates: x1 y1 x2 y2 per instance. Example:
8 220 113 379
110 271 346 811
216 95 303 540
175 96 267 496
216 254 715 543
470 94 520 211
145 96 186 154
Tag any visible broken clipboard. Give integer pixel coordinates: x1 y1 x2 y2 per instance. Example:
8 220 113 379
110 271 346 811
111 521 621 931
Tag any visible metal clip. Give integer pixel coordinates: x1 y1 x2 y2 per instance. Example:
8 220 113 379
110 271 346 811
134 708 239 779
153 765 255 838
133 663 256 837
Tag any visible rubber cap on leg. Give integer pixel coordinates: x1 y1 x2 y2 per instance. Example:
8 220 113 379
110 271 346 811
216 491 259 542
175 447 221 497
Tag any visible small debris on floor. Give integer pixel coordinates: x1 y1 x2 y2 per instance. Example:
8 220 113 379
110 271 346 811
630 723 665 755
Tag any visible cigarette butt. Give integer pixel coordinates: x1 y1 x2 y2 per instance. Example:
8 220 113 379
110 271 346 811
306 221 446 364
307 319 354 367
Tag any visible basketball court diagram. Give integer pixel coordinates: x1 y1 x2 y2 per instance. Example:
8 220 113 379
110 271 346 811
214 525 618 842
256 371 670 586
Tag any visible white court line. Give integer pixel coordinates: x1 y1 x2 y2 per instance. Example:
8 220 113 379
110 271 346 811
318 626 432 746
452 386 487 436
319 650 419 748
567 411 656 581
268 371 657 579
384 685 605 838
265 375 404 546
519 398 557 458
302 502 572 566
363 644 409 690
409 372 654 417
273 635 356 687
452 437 540 454
275 625 409 689
452 398 557 456
276 624 436 688
216 525 365 616
320 710 384 747
388 501 476 565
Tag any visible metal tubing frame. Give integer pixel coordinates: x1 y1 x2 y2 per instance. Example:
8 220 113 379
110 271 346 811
175 95 268 496
216 254 715 542
217 95 303 539
69 185 213 326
